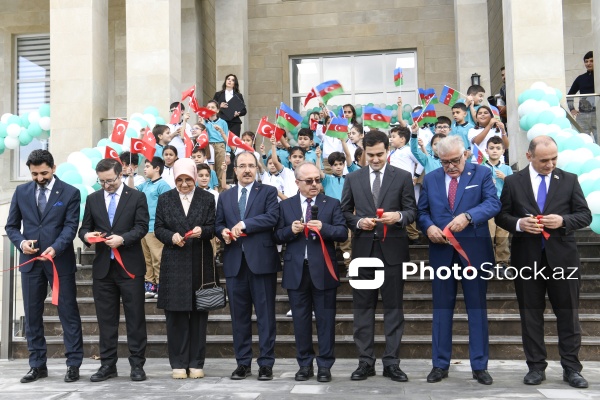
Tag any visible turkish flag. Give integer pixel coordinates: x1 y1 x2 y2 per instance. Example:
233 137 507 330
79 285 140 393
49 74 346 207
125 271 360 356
105 146 122 163
227 131 254 153
170 103 182 124
196 107 216 120
256 117 285 141
310 118 318 131
111 118 128 145
131 138 156 160
142 127 155 146
188 95 201 114
181 85 195 101
304 87 318 107
196 131 209 149
183 132 193 158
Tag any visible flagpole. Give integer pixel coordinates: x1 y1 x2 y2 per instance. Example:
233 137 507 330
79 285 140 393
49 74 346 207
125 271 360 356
416 96 434 122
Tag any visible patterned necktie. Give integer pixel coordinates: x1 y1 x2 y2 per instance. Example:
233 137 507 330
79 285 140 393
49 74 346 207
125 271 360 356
305 198 312 223
239 187 247 220
537 174 547 212
37 185 47 216
108 193 117 260
448 177 458 210
372 171 381 206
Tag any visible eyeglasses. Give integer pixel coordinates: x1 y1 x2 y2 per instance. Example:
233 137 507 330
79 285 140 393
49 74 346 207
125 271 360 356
298 178 322 185
236 164 257 170
440 155 463 167
97 177 119 186
436 125 450 130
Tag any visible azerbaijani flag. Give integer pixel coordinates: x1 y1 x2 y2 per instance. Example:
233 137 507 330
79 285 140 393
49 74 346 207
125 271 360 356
439 85 460 107
316 80 344 104
363 106 392 129
472 144 488 164
325 117 349 139
394 67 403 87
490 105 501 120
411 104 437 127
418 88 439 105
277 102 302 131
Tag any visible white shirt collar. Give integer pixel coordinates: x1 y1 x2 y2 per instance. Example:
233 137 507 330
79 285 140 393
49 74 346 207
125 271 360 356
368 163 387 176
104 183 124 199
529 163 548 179
238 180 255 193
179 188 195 200
38 176 55 191
299 192 315 205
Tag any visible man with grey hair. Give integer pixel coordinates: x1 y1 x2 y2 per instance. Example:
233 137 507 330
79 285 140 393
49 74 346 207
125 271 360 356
417 135 500 385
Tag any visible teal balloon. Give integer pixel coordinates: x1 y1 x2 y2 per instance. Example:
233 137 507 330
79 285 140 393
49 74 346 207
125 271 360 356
27 122 42 138
518 92 527 105
107 142 123 154
562 128 579 136
555 136 568 152
61 170 83 185
385 105 393 110
542 94 559 107
133 117 148 128
73 184 88 204
0 122 7 138
563 136 585 150
538 110 555 125
56 162 78 178
20 113 30 128
392 104 398 110
79 208 85 221
155 116 165 125
581 158 600 174
356 108 362 116
300 122 309 129
367 103 374 107
555 88 563 101
81 148 103 160
581 180 598 197
19 131 33 145
0 137 5 151
126 128 138 138
7 115 21 126
520 114 533 131
590 214 600 234
530 89 545 101
93 182 101 191
97 138 110 147
553 117 571 130
584 143 600 157
563 161 584 175
38 104 50 117
391 117 398 124
143 106 160 117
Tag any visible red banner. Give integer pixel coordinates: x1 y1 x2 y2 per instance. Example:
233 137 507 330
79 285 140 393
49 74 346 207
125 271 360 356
1 254 59 306
442 227 472 266
87 236 135 279
304 225 338 282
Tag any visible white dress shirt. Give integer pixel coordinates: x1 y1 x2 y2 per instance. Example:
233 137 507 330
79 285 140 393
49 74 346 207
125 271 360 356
356 164 402 228
104 183 124 211
444 174 461 197
36 177 55 206
299 193 315 259
225 89 234 102
179 188 195 216
237 181 255 230
516 163 551 231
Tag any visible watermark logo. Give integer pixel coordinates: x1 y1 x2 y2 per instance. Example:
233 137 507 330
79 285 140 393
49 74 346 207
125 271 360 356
348 257 385 289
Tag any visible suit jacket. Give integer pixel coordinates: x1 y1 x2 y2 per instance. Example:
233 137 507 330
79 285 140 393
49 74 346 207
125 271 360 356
5 176 80 276
275 193 348 290
495 166 591 270
340 164 417 266
154 189 216 311
215 182 280 277
78 184 149 279
417 162 501 268
212 91 247 124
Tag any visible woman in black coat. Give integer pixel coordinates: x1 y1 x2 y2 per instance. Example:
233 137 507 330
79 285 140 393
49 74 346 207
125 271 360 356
154 158 216 379
213 74 247 136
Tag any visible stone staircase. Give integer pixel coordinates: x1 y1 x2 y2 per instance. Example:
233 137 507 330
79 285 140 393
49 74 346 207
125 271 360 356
11 229 600 361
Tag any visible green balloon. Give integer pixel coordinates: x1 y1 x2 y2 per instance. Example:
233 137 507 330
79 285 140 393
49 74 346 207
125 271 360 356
56 162 78 178
93 182 101 191
385 105 393 110
392 104 398 110
356 108 362 116
0 122 7 138
61 170 83 185
134 117 148 128
581 158 600 174
563 136 585 150
19 131 33 145
520 113 536 131
590 214 600 235
126 128 138 138
563 161 584 175
584 143 600 157
97 138 110 147
300 122 309 129
27 122 42 138
555 136 568 152
73 184 89 203
553 117 571 130
538 110 555 125
107 142 123 154
81 148 103 160
7 115 21 126
155 116 166 125
143 106 160 117
542 94 559 107
20 113 30 128
38 104 51 117
0 137 5 151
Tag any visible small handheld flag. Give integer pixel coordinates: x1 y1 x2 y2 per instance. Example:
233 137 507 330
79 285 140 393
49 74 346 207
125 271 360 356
130 138 156 160
309 118 318 131
105 146 122 163
142 127 155 146
325 117 349 139
111 118 128 145
183 132 193 158
472 144 488 165
170 103 182 125
257 117 285 141
227 131 255 153
304 87 318 107
316 80 344 104
196 131 209 149
394 67 404 87
363 106 392 129
490 105 501 120
411 103 437 127
195 107 217 120
181 85 196 102
418 88 439 106
439 85 460 107
277 102 302 131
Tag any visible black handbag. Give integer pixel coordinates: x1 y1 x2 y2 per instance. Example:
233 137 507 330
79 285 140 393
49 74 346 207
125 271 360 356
195 242 226 311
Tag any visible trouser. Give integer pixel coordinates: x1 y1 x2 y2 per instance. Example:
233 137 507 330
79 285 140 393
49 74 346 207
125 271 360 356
142 232 163 284
211 142 226 189
337 229 352 267
164 309 208 369
407 222 420 241
488 218 510 265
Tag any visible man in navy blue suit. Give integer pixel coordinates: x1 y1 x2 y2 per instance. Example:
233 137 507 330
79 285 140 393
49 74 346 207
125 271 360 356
5 150 83 383
275 162 347 382
215 151 280 380
417 135 501 385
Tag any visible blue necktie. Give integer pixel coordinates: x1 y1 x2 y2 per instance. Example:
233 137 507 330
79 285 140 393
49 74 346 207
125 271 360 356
37 185 47 216
108 193 117 259
238 187 247 220
537 174 547 213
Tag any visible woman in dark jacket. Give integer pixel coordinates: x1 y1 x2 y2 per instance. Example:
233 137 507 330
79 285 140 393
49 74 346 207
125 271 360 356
213 73 247 136
154 158 216 379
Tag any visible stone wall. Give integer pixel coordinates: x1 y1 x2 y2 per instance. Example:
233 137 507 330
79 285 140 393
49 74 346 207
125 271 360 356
201 0 216 104
488 0 505 97
108 0 127 123
562 0 593 95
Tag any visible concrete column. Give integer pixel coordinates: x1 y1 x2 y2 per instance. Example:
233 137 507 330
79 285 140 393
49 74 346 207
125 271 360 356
181 0 202 113
215 0 248 127
50 0 108 163
126 0 181 118
592 0 600 141
453 0 491 93
503 0 566 167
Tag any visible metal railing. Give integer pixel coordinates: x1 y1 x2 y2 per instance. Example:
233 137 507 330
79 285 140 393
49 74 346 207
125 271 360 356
1 234 15 360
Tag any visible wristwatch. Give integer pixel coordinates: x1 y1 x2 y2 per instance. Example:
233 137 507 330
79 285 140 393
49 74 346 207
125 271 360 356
464 212 473 223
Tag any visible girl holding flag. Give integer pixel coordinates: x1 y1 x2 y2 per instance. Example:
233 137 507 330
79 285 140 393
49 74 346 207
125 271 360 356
467 106 508 163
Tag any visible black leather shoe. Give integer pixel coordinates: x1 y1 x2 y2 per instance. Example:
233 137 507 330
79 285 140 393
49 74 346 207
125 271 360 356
523 369 545 385
472 369 493 385
295 366 314 381
563 368 588 388
90 365 118 382
317 367 331 383
350 361 375 381
64 366 80 382
383 365 408 382
130 365 146 381
426 367 449 383
258 366 273 381
231 365 252 380
20 367 48 383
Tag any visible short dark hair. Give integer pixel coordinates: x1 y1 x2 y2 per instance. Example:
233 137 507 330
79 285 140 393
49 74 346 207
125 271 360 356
309 111 320 119
241 131 255 144
145 156 165 175
288 146 306 159
152 124 170 143
163 145 178 157
467 85 485 95
487 136 505 148
297 128 314 140
26 149 54 168
431 133 446 145
328 151 346 166
363 130 389 151
436 116 452 127
390 126 411 143
169 102 185 111
192 146 208 157
584 51 593 60
234 151 258 167
451 102 468 112
119 151 139 166
354 147 363 161
96 158 122 175
196 163 211 174
207 99 220 110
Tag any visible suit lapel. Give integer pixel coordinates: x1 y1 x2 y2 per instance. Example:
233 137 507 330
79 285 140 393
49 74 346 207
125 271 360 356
230 186 242 221
111 185 133 227
41 178 62 221
520 168 541 215
96 190 112 229
315 193 328 218
452 163 475 211
28 181 41 222
292 194 303 221
434 169 451 213
359 167 376 212
377 165 396 208
243 182 260 219
543 169 561 213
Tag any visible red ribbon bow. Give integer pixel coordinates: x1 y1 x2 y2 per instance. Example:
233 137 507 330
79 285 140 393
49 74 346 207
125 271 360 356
304 225 338 282
87 236 135 279
442 227 472 266
1 254 59 306
376 208 388 242
536 215 551 240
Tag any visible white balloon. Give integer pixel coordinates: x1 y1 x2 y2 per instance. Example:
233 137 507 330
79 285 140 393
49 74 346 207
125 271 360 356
530 81 548 90
546 124 561 134
67 152 92 169
95 146 107 157
4 135 19 149
578 172 592 182
6 123 21 137
557 149 576 168
586 168 600 181
529 100 550 114
80 167 97 187
557 130 573 138
577 133 594 144
86 185 96 195
300 110 307 117
548 106 566 119
143 113 156 129
585 191 600 214
518 99 538 117
573 147 594 162
1 113 12 124
128 120 142 134
28 111 41 124
392 110 398 117
562 128 579 136
38 116 51 131
527 124 549 141
130 113 144 122
543 87 557 95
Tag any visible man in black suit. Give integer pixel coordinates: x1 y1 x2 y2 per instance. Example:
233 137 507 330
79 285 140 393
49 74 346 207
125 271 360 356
5 150 83 383
79 159 149 382
275 162 347 382
341 130 417 382
496 135 592 388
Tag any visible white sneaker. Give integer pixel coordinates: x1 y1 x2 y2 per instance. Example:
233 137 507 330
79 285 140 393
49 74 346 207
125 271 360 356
172 369 187 379
189 368 204 379
286 309 292 317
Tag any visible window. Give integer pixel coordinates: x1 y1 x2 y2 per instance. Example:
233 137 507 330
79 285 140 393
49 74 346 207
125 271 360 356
14 35 50 180
291 51 418 112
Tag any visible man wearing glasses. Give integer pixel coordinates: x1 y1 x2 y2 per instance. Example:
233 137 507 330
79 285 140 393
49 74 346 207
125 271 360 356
417 135 500 385
215 152 280 381
79 159 149 382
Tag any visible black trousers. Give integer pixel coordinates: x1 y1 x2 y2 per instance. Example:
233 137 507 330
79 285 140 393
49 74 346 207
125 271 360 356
227 121 242 136
352 240 405 367
92 260 147 367
515 250 582 372
164 310 208 369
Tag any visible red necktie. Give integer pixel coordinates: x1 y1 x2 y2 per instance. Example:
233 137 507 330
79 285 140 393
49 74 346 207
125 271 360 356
448 177 458 210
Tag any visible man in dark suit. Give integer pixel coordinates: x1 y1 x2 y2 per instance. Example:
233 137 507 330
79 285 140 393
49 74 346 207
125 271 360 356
417 135 500 385
274 162 347 382
215 151 280 380
79 158 149 382
5 150 83 383
340 130 417 382
496 135 592 388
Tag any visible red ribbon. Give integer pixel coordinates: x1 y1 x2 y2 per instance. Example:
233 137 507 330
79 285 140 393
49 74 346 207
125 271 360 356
442 227 472 266
87 236 135 279
184 230 194 240
376 208 387 242
536 215 551 240
304 225 339 282
1 254 59 306
227 231 247 240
